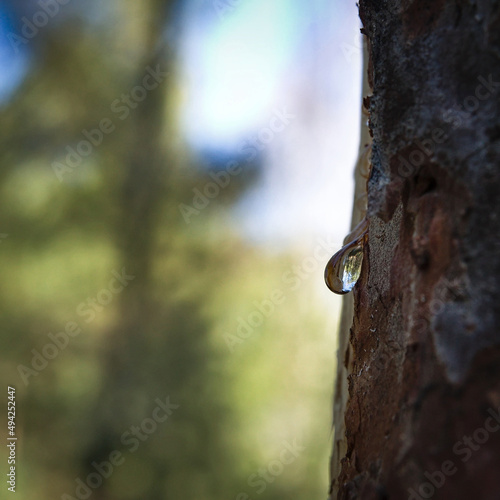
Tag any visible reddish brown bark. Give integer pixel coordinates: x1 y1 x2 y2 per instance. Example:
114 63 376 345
331 1 500 499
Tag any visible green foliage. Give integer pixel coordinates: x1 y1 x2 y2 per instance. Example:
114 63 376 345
0 3 338 499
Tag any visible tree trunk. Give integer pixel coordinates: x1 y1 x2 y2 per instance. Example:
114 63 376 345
330 1 500 499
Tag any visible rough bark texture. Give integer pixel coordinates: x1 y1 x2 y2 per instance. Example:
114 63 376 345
331 1 500 499
330 45 372 495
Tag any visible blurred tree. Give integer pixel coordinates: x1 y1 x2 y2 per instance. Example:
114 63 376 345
0 1 248 498
0 2 335 499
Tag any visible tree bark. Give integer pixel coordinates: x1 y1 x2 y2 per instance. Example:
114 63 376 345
330 1 500 499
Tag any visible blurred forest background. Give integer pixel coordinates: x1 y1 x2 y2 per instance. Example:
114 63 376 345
0 1 362 499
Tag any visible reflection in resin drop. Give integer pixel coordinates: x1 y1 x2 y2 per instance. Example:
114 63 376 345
324 237 365 295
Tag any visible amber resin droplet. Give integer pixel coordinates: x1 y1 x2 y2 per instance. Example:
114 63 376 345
324 230 367 295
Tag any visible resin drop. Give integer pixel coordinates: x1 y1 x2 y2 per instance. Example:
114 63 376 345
324 236 365 295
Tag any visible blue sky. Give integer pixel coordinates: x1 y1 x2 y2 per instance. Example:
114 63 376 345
0 0 364 247
0 3 30 104
179 0 363 246
180 0 330 150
